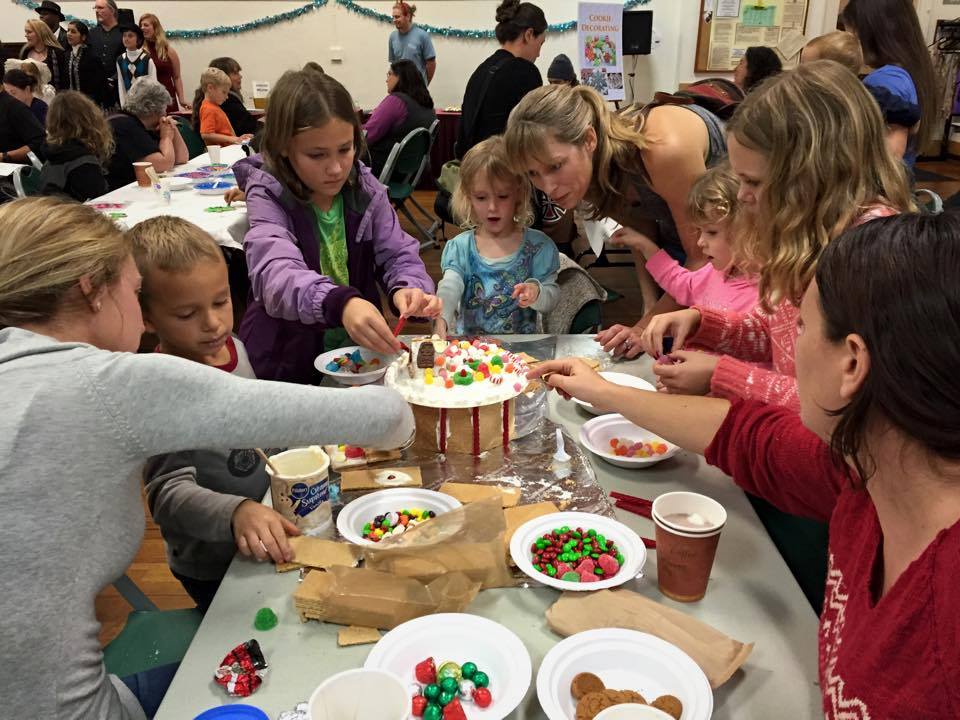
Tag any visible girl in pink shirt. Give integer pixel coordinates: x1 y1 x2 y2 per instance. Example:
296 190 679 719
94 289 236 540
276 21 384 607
608 162 758 315
635 61 913 411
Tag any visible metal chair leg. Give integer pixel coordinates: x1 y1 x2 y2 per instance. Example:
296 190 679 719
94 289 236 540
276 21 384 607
113 573 159 612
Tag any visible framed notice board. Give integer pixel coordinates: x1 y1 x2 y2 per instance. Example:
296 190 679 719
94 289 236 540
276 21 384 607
695 0 810 72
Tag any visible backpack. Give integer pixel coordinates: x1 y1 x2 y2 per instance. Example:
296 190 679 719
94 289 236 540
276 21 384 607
37 154 101 198
645 78 744 121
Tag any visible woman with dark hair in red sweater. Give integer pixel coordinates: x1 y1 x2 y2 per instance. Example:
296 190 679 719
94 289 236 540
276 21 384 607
532 212 960 719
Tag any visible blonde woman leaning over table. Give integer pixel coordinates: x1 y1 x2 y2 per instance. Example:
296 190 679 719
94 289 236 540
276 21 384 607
531 212 960 720
0 197 414 720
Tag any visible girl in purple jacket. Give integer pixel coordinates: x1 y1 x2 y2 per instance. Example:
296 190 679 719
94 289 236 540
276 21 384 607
234 69 440 383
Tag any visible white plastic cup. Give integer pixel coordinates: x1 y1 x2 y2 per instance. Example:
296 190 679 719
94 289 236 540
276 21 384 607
266 446 332 536
205 144 221 164
308 669 407 720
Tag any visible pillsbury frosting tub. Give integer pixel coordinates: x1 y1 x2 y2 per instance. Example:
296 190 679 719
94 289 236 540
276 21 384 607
266 446 332 535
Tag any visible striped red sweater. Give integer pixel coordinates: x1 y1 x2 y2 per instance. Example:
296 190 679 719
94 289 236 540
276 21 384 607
706 400 960 719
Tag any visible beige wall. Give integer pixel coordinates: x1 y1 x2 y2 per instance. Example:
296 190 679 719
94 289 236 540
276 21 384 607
1 0 838 108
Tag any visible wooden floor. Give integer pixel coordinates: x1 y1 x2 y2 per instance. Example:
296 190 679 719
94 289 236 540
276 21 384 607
94 161 960 647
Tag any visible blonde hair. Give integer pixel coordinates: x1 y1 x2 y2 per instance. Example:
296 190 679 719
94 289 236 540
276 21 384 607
139 14 170 62
504 84 647 221
728 60 913 309
46 91 115 164
803 31 862 75
687 162 740 227
452 136 534 229
0 198 129 327
127 216 224 308
200 66 231 91
24 18 63 51
18 60 50 96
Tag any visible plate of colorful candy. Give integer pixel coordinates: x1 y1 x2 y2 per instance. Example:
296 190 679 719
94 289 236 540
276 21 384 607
536 628 712 720
578 414 679 469
314 346 393 385
364 613 532 720
571 372 655 415
509 512 646 592
336 488 461 545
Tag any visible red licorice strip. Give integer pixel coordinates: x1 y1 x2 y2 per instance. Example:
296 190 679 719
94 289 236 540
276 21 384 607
615 499 653 519
610 491 652 506
501 400 510 450
472 406 480 455
392 316 406 337
642 537 657 549
438 407 447 453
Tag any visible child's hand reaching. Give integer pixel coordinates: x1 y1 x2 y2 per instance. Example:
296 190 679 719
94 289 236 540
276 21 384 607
512 282 540 308
433 317 448 339
610 226 659 259
393 288 443 319
224 188 245 205
343 297 402 355
232 499 301 564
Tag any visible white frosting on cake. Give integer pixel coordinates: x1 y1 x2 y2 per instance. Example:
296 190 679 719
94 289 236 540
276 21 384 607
385 339 528 409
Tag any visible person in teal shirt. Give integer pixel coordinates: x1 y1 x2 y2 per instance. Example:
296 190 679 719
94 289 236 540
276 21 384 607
389 1 436 84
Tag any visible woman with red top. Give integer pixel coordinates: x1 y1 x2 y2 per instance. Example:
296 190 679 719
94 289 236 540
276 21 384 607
630 61 913 412
139 13 190 113
532 211 960 718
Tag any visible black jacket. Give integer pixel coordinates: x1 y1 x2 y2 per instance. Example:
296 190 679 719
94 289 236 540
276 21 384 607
68 45 110 108
0 92 46 160
40 139 107 201
221 93 259 136
20 45 69 91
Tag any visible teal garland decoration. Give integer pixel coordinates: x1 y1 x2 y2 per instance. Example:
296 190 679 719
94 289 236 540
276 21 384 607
9 0 649 39
9 0 329 38
335 0 652 38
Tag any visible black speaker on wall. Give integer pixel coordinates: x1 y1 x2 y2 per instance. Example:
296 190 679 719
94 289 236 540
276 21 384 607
623 10 653 55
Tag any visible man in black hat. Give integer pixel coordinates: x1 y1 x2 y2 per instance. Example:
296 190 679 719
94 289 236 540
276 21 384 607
88 0 124 106
35 0 68 48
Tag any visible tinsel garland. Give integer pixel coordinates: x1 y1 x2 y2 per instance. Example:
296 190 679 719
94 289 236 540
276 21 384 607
9 0 651 39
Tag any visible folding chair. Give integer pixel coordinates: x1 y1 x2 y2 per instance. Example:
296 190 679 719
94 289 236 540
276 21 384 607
11 164 42 197
377 125 442 249
173 116 207 159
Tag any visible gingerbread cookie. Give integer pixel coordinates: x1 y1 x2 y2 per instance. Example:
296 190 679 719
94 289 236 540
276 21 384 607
571 672 605 699
652 694 683 720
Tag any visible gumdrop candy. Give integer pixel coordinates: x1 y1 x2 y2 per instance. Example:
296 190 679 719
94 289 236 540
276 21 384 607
575 558 596 575
598 553 620 575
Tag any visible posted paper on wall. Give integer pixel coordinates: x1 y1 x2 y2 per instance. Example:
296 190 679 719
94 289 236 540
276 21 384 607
578 2 625 101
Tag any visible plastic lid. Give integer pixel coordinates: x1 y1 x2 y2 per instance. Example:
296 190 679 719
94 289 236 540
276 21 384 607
193 705 270 720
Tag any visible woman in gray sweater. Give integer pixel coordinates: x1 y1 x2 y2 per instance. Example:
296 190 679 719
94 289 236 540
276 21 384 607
0 197 414 719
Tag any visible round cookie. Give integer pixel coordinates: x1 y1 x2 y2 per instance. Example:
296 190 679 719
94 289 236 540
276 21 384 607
570 672 606 700
575 689 634 720
652 694 684 720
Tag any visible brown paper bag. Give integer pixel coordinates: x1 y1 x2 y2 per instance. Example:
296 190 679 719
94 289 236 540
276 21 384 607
545 589 753 688
362 497 516 589
293 566 480 629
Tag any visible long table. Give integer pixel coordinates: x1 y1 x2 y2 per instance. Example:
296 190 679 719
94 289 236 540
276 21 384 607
89 145 249 250
153 335 822 719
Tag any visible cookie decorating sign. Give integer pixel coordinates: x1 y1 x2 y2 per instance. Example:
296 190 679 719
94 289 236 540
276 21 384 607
577 2 625 101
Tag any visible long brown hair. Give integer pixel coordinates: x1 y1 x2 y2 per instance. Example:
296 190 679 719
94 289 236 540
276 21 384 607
259 70 366 201
727 60 914 310
841 0 937 146
503 83 646 221
46 91 115 163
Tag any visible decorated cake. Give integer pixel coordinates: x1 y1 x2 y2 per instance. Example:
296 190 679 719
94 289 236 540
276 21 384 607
385 337 529 455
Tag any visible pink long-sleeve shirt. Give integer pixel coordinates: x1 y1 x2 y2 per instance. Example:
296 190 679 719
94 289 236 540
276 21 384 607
646 250 758 314
689 204 898 411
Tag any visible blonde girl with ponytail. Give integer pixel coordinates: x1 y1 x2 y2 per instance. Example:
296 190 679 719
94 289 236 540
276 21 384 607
504 82 728 327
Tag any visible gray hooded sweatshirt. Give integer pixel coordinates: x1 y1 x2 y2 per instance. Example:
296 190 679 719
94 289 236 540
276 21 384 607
0 327 413 719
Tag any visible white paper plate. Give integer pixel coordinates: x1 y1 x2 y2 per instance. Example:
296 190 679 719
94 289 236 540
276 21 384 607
336 488 462 545
536 629 713 720
572 372 655 415
579 414 680 469
314 346 395 385
166 177 192 191
364 613 532 720
508 511 646 591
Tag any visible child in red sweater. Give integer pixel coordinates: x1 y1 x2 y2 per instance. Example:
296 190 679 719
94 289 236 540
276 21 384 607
633 61 913 411
533 211 960 719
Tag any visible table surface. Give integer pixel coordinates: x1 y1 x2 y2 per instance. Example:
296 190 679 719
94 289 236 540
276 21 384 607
153 336 822 720
89 145 249 250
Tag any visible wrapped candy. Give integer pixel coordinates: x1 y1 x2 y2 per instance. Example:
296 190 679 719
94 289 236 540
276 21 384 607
214 639 267 697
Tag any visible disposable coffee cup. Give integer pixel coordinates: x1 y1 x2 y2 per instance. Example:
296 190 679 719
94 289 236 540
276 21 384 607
652 491 727 602
266 446 332 536
309 669 407 720
132 162 152 188
205 144 221 163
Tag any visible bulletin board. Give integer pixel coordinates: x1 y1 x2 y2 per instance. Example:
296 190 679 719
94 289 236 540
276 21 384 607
695 0 810 73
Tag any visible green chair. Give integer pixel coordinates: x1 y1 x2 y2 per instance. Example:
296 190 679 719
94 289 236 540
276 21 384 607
103 608 203 678
11 164 43 197
173 116 207 160
377 126 440 248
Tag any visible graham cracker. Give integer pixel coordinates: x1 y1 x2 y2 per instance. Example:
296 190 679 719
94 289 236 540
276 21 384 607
504 501 560 555
439 482 521 508
323 445 403 472
339 466 422 492
275 535 362 573
337 625 382 647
